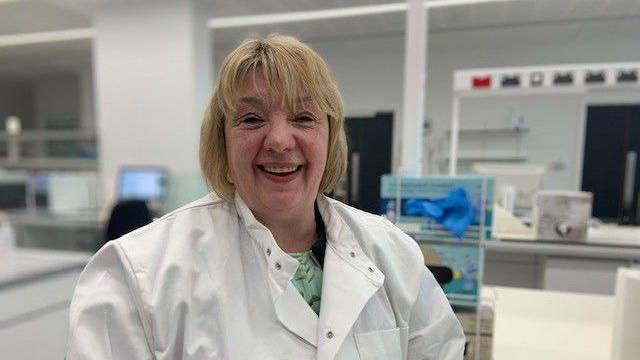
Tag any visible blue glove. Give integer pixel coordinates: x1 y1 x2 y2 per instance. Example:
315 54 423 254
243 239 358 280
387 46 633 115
404 187 476 239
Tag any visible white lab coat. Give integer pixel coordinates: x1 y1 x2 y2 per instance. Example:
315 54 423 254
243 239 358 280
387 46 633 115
67 193 465 359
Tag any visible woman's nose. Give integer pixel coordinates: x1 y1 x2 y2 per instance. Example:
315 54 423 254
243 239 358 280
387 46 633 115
264 116 295 153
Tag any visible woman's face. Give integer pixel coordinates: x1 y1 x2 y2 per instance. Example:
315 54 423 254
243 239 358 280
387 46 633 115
225 72 329 218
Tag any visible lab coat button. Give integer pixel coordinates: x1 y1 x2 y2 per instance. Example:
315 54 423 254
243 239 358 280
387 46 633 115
368 267 374 273
275 262 282 270
266 248 271 256
350 251 356 258
326 331 334 339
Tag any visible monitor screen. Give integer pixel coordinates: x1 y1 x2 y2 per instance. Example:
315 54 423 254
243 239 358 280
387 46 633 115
118 167 167 202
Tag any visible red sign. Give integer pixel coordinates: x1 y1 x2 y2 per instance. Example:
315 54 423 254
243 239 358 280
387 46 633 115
471 76 491 89
472 75 492 88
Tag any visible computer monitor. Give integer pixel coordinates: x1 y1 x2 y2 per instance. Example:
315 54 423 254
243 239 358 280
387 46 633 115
473 163 545 215
118 166 168 204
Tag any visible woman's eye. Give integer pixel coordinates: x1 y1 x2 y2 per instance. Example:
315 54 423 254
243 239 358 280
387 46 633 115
294 114 316 125
240 116 263 127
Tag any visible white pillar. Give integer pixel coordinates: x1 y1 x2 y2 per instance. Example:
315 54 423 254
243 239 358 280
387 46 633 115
78 67 94 134
449 96 460 175
93 0 213 207
398 0 428 176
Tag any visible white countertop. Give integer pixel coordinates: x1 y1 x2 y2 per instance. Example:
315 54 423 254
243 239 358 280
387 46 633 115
0 248 91 289
7 210 105 229
488 236 640 260
485 286 614 360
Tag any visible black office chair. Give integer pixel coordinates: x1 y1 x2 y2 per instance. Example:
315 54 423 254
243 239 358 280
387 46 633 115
427 265 454 285
102 200 152 248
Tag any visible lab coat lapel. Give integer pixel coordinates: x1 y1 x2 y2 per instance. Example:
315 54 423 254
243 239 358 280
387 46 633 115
274 282 319 346
316 196 384 360
234 193 319 347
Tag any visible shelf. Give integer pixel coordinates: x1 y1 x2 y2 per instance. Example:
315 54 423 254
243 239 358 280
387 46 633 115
411 235 485 246
448 298 480 308
446 127 529 134
0 158 98 171
442 154 527 162
0 130 96 142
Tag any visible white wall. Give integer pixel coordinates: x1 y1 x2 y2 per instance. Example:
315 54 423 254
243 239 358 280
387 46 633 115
94 0 212 207
215 16 640 190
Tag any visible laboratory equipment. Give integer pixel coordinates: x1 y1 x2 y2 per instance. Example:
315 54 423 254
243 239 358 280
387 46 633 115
473 163 545 216
118 166 168 206
532 190 592 241
48 172 99 214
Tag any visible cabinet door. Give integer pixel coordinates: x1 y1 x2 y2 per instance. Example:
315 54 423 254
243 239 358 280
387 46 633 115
344 113 393 214
582 105 640 223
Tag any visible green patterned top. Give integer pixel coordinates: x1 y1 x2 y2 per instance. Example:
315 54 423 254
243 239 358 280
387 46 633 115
289 251 323 315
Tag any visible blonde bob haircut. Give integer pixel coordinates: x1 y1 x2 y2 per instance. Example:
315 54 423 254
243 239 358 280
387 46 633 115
200 34 348 202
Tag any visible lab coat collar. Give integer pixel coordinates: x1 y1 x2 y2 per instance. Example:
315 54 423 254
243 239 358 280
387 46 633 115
315 194 385 360
233 193 298 294
234 193 321 346
234 193 385 356
315 194 384 285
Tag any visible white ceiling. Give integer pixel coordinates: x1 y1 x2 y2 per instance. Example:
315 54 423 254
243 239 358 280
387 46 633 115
0 0 90 35
212 0 640 47
1 0 640 78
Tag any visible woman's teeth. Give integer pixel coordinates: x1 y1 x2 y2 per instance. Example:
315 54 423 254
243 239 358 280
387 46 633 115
263 165 298 174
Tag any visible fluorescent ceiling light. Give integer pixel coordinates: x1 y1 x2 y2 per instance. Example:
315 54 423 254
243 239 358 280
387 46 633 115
0 28 94 48
208 0 520 29
208 3 405 29
427 0 518 8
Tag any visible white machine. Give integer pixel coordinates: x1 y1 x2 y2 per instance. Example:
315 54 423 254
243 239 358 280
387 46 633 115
532 190 593 241
473 163 545 216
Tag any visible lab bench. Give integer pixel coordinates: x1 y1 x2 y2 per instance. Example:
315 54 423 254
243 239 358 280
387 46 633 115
484 236 640 295
0 249 91 359
8 211 105 252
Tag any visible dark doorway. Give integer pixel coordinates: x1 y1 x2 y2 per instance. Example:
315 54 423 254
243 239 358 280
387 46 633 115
342 112 393 214
581 105 640 224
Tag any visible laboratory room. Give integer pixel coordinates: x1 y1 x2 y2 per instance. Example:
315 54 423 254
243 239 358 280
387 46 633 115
1 0 639 359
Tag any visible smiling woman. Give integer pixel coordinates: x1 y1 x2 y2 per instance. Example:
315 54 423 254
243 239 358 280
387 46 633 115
200 35 347 204
66 35 465 360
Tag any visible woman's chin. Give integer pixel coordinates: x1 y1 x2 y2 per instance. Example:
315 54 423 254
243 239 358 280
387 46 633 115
260 192 306 212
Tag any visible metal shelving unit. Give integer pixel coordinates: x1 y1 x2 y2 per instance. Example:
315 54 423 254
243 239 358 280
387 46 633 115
0 130 97 171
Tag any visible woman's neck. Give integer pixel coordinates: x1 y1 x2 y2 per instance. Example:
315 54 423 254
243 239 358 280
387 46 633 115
255 206 317 253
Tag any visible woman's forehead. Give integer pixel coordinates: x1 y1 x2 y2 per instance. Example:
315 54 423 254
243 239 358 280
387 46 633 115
236 69 316 103
234 84 319 113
